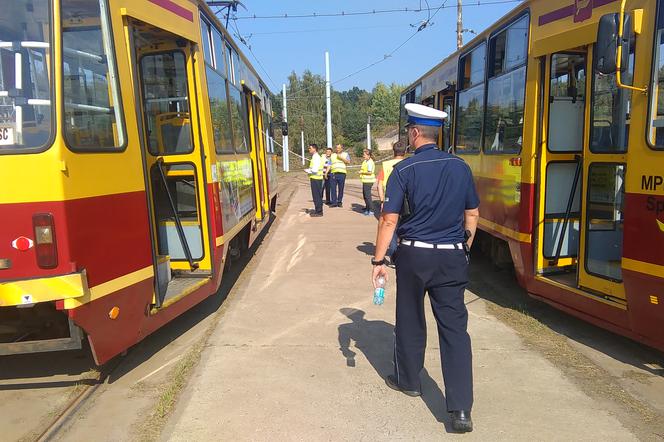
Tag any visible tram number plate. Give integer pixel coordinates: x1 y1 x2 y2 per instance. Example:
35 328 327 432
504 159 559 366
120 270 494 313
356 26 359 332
0 126 14 145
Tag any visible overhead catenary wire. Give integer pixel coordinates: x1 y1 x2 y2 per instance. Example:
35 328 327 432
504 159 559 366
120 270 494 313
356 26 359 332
231 0 522 20
284 0 451 101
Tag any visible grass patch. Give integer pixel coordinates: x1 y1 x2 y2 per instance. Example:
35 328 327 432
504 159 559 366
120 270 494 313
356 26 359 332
484 300 661 428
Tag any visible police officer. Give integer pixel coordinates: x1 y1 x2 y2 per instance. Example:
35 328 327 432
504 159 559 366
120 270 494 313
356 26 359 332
305 143 324 217
371 103 480 433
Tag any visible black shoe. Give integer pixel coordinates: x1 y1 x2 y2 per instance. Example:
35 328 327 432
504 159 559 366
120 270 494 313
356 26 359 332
337 202 343 208
309 212 323 217
385 375 421 397
450 410 473 433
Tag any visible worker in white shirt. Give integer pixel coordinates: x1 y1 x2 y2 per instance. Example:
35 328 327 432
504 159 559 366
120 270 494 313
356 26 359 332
305 143 324 217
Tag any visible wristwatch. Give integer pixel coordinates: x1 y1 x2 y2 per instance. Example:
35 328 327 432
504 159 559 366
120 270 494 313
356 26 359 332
371 257 385 266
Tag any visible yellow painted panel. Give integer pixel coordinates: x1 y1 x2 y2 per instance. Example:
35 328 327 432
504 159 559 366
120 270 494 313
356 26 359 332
64 265 153 308
0 273 86 307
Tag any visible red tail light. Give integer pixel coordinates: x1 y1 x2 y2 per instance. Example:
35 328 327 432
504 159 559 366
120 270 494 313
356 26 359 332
32 213 58 269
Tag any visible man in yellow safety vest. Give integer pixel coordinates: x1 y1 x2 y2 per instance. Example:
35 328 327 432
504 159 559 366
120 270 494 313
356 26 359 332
305 143 324 217
377 140 407 255
330 144 351 207
360 149 376 216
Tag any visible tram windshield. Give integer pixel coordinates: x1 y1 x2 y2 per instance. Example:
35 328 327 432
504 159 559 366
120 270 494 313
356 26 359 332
0 0 53 152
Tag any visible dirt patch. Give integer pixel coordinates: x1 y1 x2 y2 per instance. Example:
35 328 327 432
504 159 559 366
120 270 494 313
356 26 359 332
472 262 664 440
134 176 301 441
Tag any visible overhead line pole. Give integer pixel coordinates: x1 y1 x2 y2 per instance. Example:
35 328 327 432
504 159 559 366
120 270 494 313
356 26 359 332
457 0 463 49
367 115 371 150
325 51 333 149
282 84 289 172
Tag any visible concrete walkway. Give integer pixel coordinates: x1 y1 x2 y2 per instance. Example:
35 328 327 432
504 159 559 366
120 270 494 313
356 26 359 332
163 178 635 441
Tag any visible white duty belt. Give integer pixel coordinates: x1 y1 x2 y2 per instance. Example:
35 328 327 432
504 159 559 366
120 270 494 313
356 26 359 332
400 240 463 250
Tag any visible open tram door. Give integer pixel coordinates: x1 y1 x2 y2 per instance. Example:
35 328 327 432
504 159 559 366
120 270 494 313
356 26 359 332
245 90 270 222
535 42 626 305
127 19 212 308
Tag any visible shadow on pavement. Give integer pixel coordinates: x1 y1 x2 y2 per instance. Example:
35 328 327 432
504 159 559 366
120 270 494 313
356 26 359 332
467 251 664 377
337 308 453 430
356 241 375 256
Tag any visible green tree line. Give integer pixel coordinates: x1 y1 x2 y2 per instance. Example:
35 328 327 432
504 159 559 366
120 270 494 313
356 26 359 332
271 70 402 155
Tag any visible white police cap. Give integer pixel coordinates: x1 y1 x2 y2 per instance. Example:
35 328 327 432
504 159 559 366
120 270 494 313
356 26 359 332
405 103 448 127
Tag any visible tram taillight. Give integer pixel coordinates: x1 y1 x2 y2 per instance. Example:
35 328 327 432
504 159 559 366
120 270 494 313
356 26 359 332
32 213 58 269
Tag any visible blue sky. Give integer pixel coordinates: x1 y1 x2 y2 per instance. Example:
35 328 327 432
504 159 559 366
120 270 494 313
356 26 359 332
225 1 523 93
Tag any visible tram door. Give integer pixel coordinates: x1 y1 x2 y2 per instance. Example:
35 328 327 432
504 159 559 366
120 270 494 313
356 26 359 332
536 52 587 284
128 20 212 306
537 47 626 301
246 92 269 220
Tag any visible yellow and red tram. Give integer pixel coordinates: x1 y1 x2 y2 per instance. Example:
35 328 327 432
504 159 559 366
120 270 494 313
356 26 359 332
401 0 664 351
0 0 278 364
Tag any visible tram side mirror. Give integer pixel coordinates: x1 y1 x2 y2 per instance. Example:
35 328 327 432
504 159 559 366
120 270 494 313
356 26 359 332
596 13 631 75
281 122 288 136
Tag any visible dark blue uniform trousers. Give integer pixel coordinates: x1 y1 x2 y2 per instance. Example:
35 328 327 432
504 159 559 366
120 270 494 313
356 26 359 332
393 244 473 412
330 172 346 205
310 178 323 213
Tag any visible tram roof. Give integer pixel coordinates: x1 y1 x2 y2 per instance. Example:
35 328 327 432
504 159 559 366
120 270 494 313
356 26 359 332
198 0 273 98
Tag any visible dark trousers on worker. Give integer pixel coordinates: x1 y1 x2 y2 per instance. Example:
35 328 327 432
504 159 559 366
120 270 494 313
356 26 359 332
310 178 323 213
362 183 373 211
330 172 346 206
323 176 331 203
393 244 473 412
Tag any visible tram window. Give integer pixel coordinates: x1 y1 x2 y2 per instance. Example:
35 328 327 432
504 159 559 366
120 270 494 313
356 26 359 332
0 0 53 153
152 163 203 261
231 49 241 86
206 66 233 153
648 9 664 148
226 44 236 84
140 51 193 155
443 96 454 150
459 44 486 90
200 16 213 65
548 53 586 152
485 14 529 154
591 22 634 153
228 85 249 153
62 0 125 151
211 28 226 76
585 163 625 281
456 43 486 154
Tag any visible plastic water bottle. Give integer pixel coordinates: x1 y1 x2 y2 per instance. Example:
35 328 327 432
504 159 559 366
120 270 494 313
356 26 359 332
373 276 385 305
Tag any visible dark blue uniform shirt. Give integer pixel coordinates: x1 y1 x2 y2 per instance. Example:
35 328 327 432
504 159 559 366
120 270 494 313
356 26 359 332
382 144 480 244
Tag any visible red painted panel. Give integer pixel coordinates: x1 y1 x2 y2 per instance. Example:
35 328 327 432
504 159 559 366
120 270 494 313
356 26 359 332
0 192 153 286
623 270 664 346
70 278 154 365
148 0 194 22
623 193 664 267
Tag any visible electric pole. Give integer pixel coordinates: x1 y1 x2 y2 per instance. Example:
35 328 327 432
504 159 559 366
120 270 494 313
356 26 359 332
325 51 332 149
367 115 372 150
282 84 289 172
457 0 463 50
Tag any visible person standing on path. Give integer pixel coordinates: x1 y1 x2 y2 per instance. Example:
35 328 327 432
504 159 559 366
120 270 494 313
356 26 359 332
305 143 324 217
377 140 407 256
322 147 333 205
370 103 480 433
360 149 376 216
330 144 350 207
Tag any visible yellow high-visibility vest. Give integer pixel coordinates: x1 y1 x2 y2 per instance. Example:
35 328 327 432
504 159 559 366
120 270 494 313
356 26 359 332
381 158 403 192
360 159 376 184
331 152 348 174
309 153 324 180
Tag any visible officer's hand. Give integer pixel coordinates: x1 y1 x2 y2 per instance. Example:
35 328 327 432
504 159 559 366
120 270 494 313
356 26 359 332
372 265 388 289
